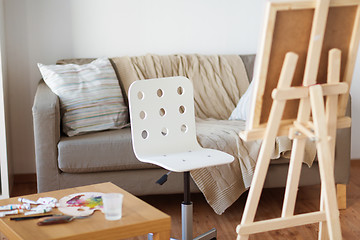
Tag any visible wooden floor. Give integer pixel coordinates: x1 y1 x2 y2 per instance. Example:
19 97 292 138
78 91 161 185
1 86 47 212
11 161 360 240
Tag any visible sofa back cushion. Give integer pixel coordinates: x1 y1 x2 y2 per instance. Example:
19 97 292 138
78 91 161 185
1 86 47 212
38 58 129 137
112 54 251 120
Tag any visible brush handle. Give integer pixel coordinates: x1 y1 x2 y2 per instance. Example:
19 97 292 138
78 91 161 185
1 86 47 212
37 215 74 225
11 214 54 221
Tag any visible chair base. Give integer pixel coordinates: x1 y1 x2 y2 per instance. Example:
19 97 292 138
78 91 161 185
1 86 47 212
193 228 217 240
147 203 217 240
147 233 176 240
147 228 216 240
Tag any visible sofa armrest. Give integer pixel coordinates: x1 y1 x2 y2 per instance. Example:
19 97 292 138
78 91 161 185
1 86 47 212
334 95 351 184
32 80 61 192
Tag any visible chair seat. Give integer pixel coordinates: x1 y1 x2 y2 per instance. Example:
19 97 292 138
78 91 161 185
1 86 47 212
137 148 234 172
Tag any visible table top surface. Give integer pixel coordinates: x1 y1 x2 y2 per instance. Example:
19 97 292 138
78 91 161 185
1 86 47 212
0 182 171 240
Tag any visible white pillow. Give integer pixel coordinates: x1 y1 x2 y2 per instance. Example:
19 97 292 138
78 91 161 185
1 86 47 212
229 80 254 121
38 58 128 137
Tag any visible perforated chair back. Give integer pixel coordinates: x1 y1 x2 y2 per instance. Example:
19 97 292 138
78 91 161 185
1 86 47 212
129 76 234 172
129 76 200 152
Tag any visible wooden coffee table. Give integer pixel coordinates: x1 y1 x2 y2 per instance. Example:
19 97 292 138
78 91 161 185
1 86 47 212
0 182 171 240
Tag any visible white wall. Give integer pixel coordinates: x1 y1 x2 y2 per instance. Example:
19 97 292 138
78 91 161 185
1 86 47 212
0 0 9 198
3 0 360 174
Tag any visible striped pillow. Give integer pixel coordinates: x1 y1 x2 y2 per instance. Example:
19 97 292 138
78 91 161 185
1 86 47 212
38 58 128 137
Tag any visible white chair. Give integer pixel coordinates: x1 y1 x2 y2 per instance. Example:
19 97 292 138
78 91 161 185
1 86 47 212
129 76 234 240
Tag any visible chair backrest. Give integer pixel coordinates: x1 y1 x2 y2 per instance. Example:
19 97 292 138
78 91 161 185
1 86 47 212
129 77 201 159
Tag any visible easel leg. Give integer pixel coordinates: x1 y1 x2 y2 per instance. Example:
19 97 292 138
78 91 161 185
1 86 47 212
237 53 299 240
319 49 341 240
237 133 281 240
281 138 306 217
310 85 342 240
319 185 330 239
336 184 347 210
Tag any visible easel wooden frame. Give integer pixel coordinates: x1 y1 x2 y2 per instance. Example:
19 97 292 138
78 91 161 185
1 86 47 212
236 0 360 239
242 0 360 141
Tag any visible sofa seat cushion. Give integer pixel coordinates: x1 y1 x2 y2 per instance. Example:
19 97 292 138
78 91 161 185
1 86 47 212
58 128 158 173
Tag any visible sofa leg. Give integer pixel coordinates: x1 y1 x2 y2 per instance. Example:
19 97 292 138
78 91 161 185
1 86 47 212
336 184 347 210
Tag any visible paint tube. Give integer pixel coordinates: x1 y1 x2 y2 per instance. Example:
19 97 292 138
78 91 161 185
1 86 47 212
24 207 52 216
40 203 59 208
0 204 31 211
18 198 38 205
0 204 21 211
19 204 31 210
25 205 52 216
0 209 24 217
36 197 58 206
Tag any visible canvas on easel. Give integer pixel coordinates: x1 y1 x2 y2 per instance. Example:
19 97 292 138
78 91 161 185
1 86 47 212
236 0 360 239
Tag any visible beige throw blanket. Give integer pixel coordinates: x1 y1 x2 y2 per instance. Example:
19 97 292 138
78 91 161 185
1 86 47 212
112 54 316 214
194 118 315 214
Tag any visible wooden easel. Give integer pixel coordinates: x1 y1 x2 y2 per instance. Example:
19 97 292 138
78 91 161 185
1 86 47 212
236 0 360 239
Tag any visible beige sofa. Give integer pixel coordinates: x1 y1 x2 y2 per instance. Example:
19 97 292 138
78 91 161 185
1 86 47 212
32 54 351 208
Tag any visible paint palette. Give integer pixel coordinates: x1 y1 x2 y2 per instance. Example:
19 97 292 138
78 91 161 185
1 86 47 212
58 192 104 217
